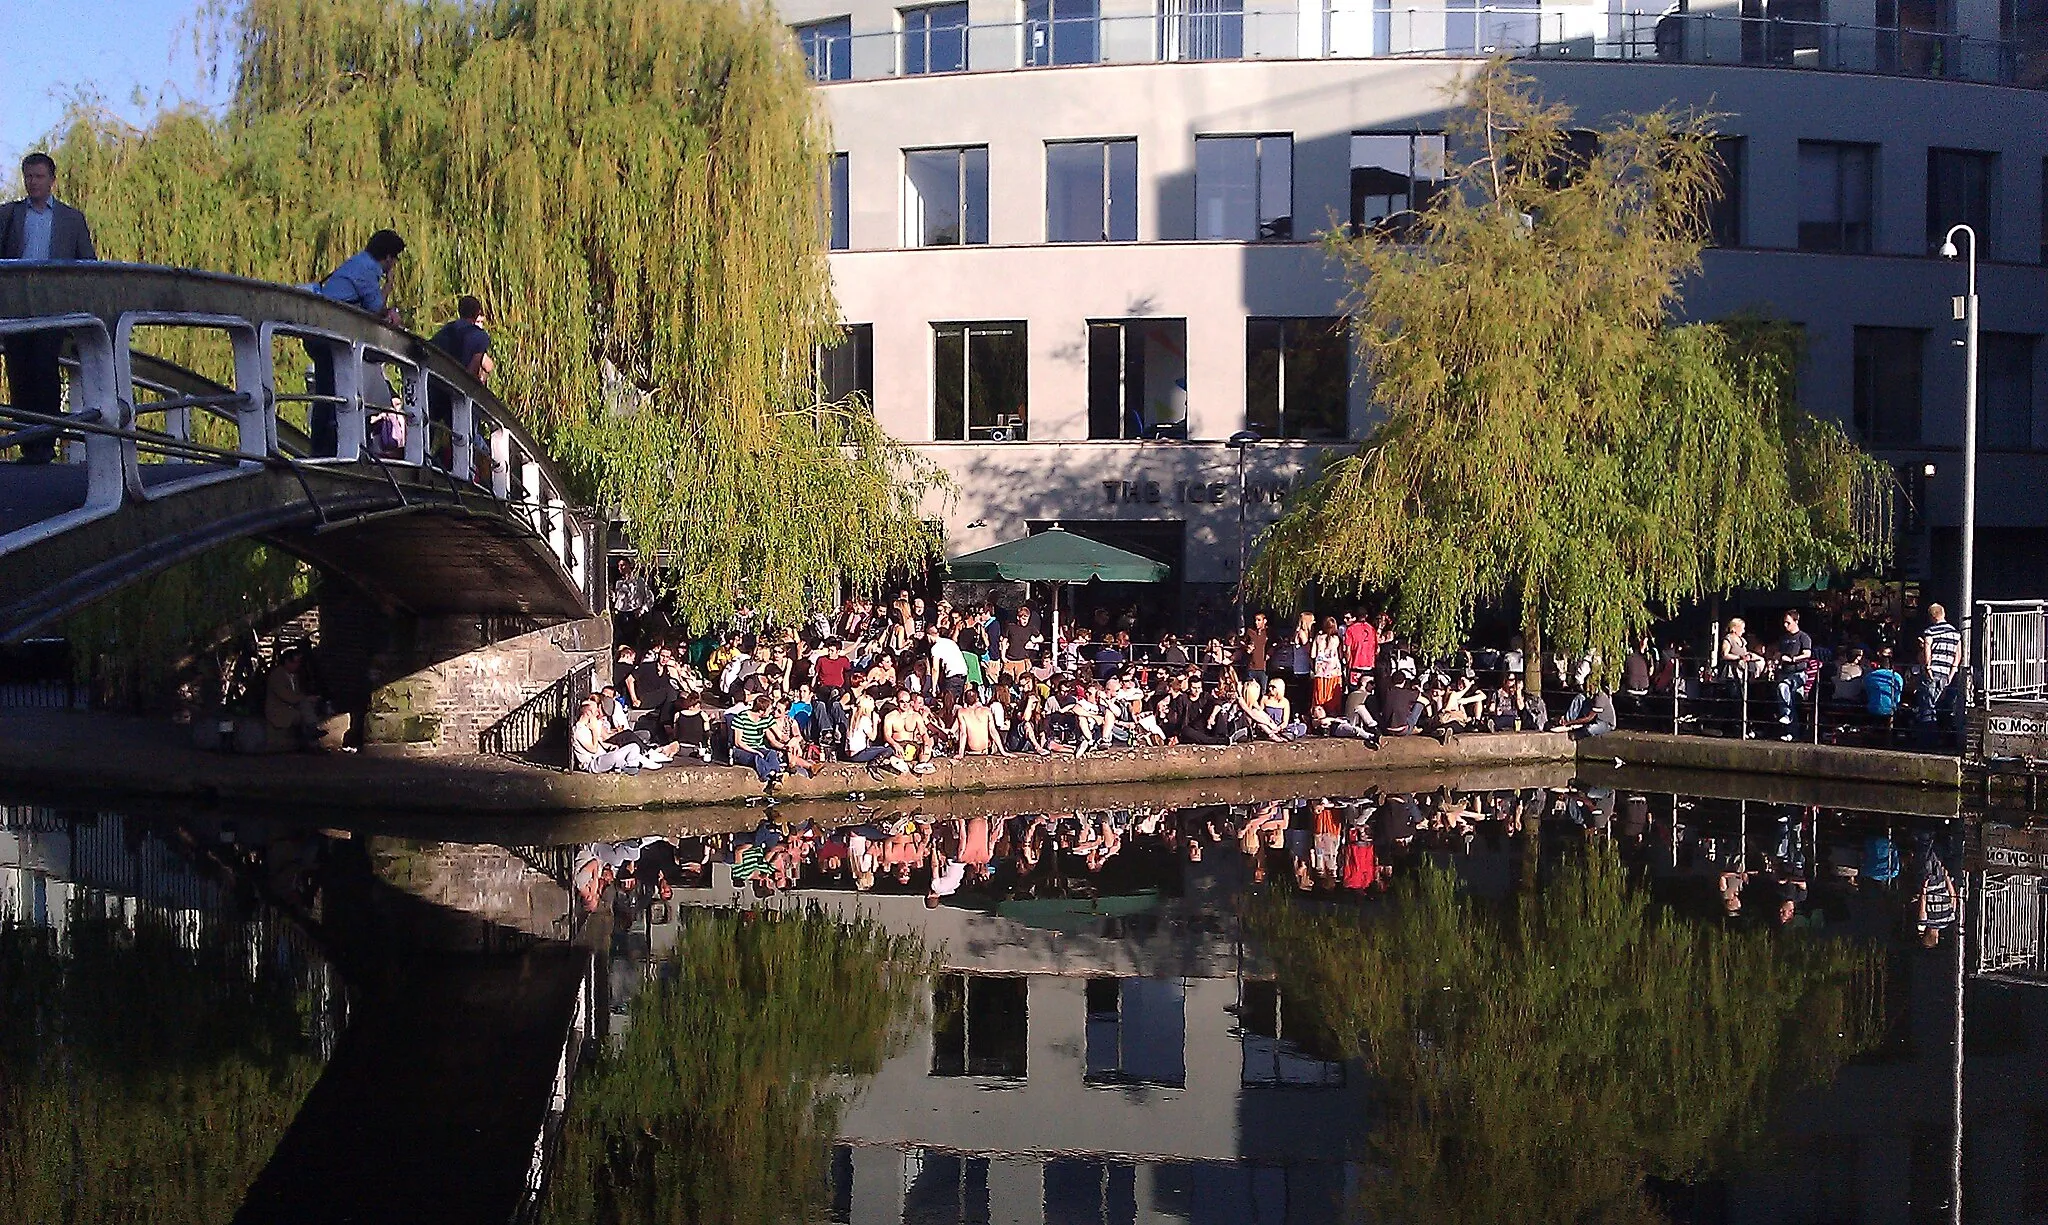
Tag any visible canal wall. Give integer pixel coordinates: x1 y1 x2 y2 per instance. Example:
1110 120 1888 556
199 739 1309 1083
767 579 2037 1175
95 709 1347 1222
1590 730 1963 789
0 709 1963 817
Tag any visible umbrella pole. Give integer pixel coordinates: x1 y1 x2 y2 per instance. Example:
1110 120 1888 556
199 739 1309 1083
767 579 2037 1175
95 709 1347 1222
1051 582 1061 673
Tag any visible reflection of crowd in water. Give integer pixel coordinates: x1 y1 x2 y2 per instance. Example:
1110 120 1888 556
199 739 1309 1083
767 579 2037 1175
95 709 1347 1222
571 786 1965 946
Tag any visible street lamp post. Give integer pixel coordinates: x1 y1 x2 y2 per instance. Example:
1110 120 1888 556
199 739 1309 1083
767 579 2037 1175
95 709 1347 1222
1227 429 1263 633
1939 224 1979 699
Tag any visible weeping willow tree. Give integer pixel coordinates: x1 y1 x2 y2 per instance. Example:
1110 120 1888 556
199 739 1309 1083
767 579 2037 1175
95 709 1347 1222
0 907 329 1223
42 0 945 628
1246 63 1890 687
1254 845 1886 1223
541 906 931 1225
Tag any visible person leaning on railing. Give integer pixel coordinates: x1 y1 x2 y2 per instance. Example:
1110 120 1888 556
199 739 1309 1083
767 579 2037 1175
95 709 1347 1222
1 151 96 464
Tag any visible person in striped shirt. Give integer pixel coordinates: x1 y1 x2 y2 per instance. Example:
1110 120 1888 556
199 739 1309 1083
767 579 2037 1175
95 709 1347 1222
728 693 785 785
1915 603 1963 747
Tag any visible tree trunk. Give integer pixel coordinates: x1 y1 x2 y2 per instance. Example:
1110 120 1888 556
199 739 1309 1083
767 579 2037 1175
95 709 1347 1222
1521 598 1544 698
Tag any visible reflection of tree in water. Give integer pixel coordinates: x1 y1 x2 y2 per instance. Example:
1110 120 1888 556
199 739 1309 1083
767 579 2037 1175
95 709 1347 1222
1255 845 1887 1224
0 911 328 1224
542 907 930 1225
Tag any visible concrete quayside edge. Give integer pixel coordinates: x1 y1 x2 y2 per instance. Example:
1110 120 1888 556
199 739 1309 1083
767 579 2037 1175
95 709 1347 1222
0 711 1962 818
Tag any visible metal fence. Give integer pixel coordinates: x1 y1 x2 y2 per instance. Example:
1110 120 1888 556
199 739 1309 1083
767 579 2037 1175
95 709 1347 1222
1973 872 2048 980
479 661 598 768
1981 601 2048 704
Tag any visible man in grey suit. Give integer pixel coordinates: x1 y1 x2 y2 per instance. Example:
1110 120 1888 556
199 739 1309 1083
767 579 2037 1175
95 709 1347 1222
2 152 98 462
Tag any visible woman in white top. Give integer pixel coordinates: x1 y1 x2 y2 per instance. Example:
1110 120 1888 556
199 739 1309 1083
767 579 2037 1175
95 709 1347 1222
573 699 669 773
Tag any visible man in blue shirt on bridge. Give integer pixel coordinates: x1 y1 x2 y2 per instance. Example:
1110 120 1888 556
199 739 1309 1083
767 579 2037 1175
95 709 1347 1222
307 229 407 456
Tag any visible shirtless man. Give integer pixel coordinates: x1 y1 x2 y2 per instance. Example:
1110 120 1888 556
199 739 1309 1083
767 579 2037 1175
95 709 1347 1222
883 690 937 773
951 690 1008 756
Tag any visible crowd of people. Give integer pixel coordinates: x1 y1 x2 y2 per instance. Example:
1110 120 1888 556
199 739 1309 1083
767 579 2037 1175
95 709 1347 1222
569 787 1966 950
588 575 1642 786
592 565 1972 786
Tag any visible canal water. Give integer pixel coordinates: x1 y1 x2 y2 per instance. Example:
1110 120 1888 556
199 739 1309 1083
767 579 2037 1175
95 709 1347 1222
1 768 2033 1224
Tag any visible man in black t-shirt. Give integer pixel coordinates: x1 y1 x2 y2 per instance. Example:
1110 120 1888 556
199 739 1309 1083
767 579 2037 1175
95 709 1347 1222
1774 609 1814 737
1001 606 1039 681
428 295 494 466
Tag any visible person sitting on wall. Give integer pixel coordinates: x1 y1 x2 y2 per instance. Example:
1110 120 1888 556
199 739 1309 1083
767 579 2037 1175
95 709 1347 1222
1550 676 1618 739
263 648 330 750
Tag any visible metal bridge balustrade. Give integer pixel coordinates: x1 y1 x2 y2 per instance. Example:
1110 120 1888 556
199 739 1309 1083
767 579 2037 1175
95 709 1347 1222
0 264 599 637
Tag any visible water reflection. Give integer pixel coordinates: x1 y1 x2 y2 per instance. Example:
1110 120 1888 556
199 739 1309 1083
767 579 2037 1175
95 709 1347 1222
0 779 2027 1224
0 807 342 1224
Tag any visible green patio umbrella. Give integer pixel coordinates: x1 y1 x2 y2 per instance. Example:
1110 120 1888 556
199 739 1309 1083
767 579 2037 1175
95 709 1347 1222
942 525 1169 651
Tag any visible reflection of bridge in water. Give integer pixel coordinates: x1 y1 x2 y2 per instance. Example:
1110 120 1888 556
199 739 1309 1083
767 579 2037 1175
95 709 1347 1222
0 263 596 640
0 805 597 1225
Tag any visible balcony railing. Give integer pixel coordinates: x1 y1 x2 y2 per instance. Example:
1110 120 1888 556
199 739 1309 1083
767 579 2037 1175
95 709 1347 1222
798 5 2036 89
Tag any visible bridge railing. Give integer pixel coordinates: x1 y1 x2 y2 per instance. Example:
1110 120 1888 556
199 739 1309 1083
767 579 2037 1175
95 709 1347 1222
0 263 597 610
1980 600 2048 705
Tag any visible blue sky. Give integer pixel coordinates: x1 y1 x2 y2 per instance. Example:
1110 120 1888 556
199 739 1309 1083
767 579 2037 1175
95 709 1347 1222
2 0 231 184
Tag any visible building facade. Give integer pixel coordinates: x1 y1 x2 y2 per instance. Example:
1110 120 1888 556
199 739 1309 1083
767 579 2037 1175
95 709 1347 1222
779 0 2048 619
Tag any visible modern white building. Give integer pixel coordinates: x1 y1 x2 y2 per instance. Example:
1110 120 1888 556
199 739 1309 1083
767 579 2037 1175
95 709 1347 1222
776 0 2048 621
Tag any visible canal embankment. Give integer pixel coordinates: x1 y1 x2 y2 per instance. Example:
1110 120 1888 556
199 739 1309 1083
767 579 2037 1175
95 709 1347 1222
0 709 1964 817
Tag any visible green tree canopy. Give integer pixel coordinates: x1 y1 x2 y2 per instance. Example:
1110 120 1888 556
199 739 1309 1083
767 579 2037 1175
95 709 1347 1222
541 906 930 1225
1247 63 1889 681
0 908 329 1224
39 0 944 628
1253 845 1886 1222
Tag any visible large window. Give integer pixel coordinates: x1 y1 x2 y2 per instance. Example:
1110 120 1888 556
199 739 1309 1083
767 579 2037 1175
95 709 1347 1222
1350 132 1445 235
935 322 1028 441
1162 0 1244 59
1047 140 1138 243
930 973 1028 1076
1853 326 1925 445
901 2 969 74
1798 142 1876 253
1246 318 1349 440
795 16 852 81
827 152 849 251
1084 977 1187 1087
904 146 988 246
1239 980 1345 1087
1026 0 1099 64
813 324 873 406
1982 333 2038 451
1706 136 1744 247
1196 134 1292 241
1088 318 1187 439
1927 148 1996 254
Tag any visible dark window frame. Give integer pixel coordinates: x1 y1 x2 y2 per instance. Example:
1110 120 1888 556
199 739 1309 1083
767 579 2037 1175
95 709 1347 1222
1853 325 1927 446
1246 317 1351 441
934 321 1029 442
1046 138 1140 243
1926 146 1997 256
1798 141 1877 254
903 144 989 247
795 16 854 82
1195 133 1294 242
900 1 971 74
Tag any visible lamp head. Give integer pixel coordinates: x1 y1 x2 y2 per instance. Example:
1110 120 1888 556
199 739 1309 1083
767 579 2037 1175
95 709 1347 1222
1939 240 1959 259
1226 429 1263 449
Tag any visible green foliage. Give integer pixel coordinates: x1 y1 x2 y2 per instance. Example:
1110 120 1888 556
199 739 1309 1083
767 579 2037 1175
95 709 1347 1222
541 906 931 1225
0 910 328 1224
1248 62 1890 677
58 541 311 710
40 0 944 628
1253 845 1885 1223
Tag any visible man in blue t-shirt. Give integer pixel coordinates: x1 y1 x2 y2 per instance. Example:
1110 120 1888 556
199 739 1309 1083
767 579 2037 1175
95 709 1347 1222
1864 649 1903 718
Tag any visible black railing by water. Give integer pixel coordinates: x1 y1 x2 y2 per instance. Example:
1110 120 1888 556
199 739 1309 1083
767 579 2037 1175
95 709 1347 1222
480 661 597 768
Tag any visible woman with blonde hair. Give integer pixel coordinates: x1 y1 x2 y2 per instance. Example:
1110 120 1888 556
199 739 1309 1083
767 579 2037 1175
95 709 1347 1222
1310 615 1345 718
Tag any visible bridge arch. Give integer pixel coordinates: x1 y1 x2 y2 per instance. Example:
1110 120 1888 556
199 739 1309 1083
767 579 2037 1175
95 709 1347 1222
0 264 600 640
